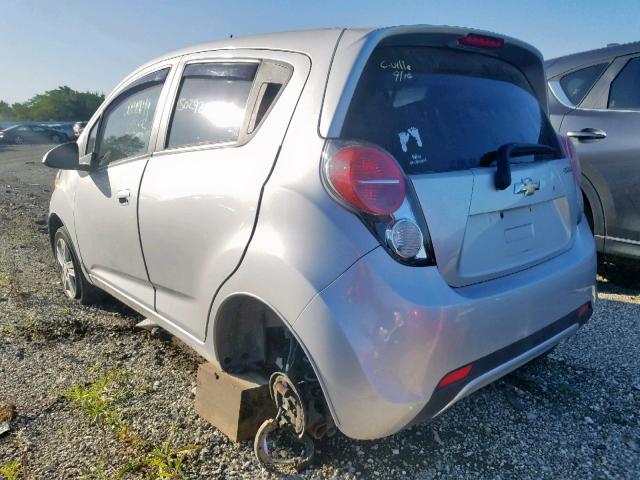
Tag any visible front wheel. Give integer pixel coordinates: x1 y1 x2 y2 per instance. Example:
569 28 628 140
51 134 61 143
54 226 103 305
14 135 24 145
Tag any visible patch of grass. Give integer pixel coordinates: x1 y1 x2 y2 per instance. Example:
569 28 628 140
0 459 21 480
0 263 23 301
0 223 39 301
65 370 128 426
66 371 199 478
79 462 110 480
117 433 198 480
15 310 42 341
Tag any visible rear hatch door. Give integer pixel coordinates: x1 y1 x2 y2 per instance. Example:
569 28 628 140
340 42 579 286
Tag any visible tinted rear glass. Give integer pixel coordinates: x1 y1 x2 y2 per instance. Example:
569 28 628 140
341 46 559 174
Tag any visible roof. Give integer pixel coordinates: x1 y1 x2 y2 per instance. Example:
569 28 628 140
141 28 352 68
138 24 542 70
545 41 640 77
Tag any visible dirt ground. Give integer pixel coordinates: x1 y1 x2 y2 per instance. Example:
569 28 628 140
0 144 638 479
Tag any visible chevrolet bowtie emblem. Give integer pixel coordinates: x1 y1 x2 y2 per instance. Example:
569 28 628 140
514 178 540 196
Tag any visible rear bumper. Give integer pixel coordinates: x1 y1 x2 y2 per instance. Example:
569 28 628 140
293 219 596 439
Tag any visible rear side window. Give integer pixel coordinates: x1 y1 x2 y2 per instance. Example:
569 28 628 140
341 46 560 174
608 57 640 110
559 63 607 105
95 68 168 167
167 62 258 148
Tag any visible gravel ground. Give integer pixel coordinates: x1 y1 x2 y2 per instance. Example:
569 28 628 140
0 144 638 479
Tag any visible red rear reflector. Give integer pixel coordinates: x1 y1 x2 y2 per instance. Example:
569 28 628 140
458 34 504 49
577 302 591 318
438 364 473 388
326 145 406 215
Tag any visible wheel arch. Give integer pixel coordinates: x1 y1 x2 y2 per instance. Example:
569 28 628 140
48 212 64 251
211 291 340 430
213 293 284 371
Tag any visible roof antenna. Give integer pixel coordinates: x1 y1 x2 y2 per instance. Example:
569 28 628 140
230 34 233 39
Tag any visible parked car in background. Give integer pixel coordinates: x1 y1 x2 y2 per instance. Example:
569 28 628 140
48 123 76 141
73 121 87 138
0 123 66 144
546 42 640 264
43 26 595 453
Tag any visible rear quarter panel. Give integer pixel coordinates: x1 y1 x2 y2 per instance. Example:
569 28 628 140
206 41 379 357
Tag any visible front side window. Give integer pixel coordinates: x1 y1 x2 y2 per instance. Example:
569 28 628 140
166 62 258 149
95 68 168 167
342 46 560 175
608 57 640 110
559 63 607 105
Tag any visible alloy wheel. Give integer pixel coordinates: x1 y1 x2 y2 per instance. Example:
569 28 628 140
56 237 77 298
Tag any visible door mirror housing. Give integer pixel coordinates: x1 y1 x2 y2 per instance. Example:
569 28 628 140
42 142 88 170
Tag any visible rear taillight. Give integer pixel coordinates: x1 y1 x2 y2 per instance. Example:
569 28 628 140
458 33 504 49
325 145 405 215
322 141 434 265
557 134 584 224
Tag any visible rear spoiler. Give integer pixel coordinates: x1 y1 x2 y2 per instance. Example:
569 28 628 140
320 25 548 138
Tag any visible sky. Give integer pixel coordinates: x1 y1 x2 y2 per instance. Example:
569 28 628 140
1 0 638 103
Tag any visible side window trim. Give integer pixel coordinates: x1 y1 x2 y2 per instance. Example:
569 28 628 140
245 61 293 134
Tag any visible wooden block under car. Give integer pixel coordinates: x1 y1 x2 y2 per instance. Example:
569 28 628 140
195 362 276 442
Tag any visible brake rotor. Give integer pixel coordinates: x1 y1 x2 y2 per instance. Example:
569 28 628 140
269 372 306 437
253 372 314 471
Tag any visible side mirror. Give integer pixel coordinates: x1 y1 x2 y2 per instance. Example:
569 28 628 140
42 142 88 170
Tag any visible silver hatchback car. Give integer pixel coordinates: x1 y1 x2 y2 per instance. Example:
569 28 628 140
44 25 596 443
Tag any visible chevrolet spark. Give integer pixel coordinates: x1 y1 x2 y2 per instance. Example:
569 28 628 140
44 25 596 445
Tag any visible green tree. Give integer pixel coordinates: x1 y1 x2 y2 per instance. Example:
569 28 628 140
0 101 12 122
0 87 104 122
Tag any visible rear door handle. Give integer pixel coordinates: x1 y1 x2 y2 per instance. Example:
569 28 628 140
566 128 607 141
116 189 131 206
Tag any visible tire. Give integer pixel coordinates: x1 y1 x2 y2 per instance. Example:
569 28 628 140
14 135 24 145
52 134 61 143
600 261 640 289
54 226 103 305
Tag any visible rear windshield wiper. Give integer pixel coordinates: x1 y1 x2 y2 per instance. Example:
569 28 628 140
479 143 559 190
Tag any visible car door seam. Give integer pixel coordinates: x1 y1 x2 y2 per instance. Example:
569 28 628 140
203 56 313 342
135 158 156 308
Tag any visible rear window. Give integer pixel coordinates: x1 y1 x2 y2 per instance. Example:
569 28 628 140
341 46 560 174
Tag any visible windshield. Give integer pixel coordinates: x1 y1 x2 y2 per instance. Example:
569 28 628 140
341 46 560 174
